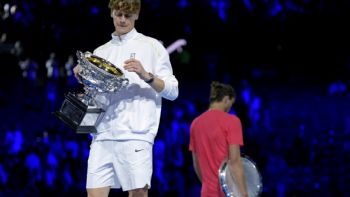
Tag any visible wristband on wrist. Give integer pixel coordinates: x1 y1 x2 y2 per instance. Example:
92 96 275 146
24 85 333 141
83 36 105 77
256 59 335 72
144 72 154 83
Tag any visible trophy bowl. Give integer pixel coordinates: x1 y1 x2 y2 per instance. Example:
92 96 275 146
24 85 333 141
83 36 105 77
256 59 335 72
53 51 129 133
77 50 128 93
219 154 263 197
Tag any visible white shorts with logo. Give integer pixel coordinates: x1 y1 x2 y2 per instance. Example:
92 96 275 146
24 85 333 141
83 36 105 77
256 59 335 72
86 140 153 191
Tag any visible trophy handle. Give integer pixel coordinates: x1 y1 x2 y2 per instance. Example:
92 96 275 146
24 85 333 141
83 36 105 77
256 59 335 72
76 50 91 64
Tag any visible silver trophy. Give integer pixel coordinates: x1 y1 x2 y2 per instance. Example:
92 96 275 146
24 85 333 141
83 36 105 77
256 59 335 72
54 51 129 133
219 154 263 197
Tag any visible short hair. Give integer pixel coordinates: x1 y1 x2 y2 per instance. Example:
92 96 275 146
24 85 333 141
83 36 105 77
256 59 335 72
109 0 141 14
209 81 236 103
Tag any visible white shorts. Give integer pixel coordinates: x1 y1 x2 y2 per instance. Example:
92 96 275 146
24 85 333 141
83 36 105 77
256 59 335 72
86 140 153 191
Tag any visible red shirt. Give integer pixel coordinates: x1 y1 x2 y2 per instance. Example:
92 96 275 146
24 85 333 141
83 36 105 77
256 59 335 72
189 109 244 197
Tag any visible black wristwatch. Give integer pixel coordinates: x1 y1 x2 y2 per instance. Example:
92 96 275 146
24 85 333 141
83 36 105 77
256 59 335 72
144 72 154 83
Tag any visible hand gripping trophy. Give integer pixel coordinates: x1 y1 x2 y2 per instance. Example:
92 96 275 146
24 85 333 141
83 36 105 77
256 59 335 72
54 51 129 133
219 154 263 197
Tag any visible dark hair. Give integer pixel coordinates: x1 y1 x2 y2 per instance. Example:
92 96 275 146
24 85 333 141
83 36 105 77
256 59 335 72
109 0 141 13
209 81 236 103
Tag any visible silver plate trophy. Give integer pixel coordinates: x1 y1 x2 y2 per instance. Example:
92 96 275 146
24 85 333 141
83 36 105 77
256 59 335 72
54 51 129 133
219 154 263 197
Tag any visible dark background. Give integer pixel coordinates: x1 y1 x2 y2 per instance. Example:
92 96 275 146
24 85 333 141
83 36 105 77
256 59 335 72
1 0 350 196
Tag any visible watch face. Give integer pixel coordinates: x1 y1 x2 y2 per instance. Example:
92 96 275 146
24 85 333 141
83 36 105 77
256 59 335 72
146 72 154 83
149 72 154 78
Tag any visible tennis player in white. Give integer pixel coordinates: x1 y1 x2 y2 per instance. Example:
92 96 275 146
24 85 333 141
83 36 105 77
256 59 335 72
73 0 179 196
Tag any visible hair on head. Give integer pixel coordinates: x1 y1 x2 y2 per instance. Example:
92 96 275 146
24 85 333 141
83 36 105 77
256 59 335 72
109 0 141 13
209 81 235 103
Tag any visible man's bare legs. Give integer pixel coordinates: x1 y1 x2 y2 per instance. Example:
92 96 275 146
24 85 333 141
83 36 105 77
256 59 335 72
128 185 148 197
87 187 110 197
128 188 148 197
87 185 148 197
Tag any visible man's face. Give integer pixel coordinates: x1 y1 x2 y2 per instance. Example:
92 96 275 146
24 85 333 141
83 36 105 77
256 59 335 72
111 10 138 35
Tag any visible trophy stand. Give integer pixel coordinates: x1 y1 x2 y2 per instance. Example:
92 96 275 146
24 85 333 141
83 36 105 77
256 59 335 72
53 92 104 133
54 51 128 133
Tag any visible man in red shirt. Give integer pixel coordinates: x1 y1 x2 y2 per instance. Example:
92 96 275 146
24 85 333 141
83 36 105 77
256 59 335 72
189 81 248 197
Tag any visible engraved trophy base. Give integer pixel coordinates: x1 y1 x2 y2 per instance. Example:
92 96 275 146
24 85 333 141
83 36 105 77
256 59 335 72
53 92 104 133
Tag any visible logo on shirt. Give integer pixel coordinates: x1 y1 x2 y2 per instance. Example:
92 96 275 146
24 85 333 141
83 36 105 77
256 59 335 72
135 149 144 152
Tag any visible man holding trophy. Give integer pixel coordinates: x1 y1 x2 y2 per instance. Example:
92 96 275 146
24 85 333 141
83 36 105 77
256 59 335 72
189 81 248 197
73 0 179 196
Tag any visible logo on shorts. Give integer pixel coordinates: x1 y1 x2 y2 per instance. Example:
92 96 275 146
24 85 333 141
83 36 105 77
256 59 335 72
135 149 144 152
